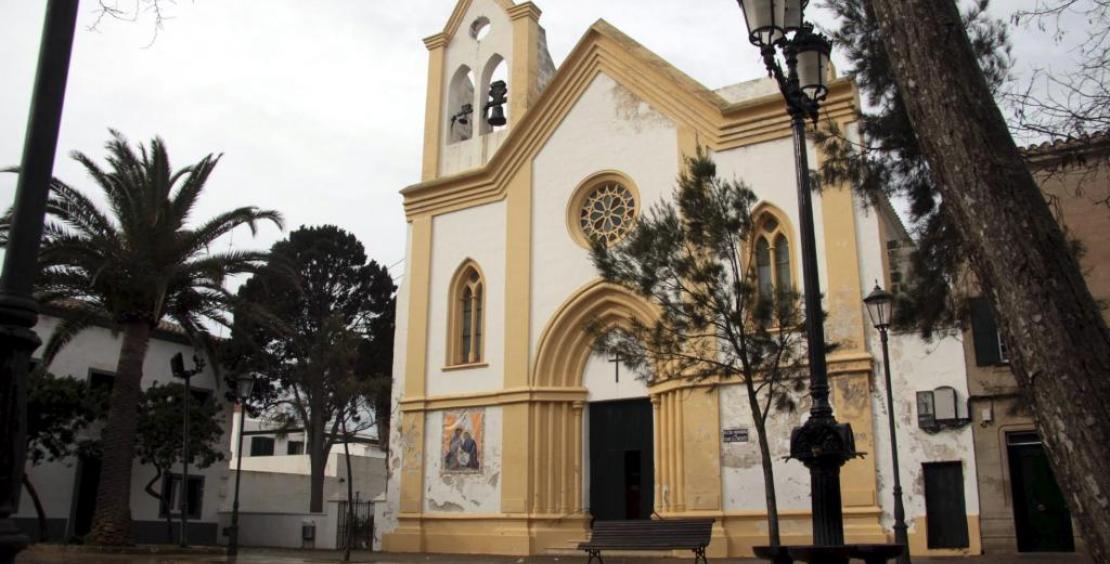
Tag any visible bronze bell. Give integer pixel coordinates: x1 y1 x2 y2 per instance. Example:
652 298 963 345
487 105 506 127
452 103 473 126
485 80 508 127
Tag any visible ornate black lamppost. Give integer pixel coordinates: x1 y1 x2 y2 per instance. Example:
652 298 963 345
736 0 857 546
227 373 256 559
0 2 78 563
864 284 911 564
170 353 204 548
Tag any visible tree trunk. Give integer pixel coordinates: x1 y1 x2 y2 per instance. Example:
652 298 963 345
868 1 1110 561
87 321 153 546
374 394 390 456
308 407 328 513
23 473 47 542
342 417 354 562
143 466 171 544
747 384 781 547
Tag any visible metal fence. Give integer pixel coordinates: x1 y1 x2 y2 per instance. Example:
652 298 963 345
336 500 374 550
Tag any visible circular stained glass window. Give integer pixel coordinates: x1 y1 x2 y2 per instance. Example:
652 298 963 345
578 182 637 245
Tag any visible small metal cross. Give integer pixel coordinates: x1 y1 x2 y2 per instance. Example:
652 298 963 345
607 351 622 383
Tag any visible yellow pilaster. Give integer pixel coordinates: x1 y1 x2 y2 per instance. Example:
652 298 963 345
816 121 866 352
677 124 700 166
398 214 433 521
829 353 880 511
503 162 532 388
508 3 543 124
421 34 447 181
681 386 722 511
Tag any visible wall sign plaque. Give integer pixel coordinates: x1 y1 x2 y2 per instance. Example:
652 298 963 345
722 427 750 443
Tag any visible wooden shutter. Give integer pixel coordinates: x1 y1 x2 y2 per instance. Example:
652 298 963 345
969 297 1000 366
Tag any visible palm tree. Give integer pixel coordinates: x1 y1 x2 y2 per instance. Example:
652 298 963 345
1 130 282 545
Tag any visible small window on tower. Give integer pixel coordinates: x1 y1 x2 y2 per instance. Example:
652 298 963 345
470 17 491 41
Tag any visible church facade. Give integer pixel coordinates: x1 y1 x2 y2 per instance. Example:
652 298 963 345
379 0 981 557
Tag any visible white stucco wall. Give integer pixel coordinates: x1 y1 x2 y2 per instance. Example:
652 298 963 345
530 72 679 354
581 351 648 403
426 200 506 395
379 223 412 545
17 314 230 537
719 384 813 511
421 407 502 514
875 333 980 532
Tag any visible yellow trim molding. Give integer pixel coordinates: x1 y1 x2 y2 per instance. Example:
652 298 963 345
533 279 658 388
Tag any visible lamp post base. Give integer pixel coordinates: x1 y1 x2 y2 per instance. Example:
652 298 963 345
0 519 28 564
789 417 857 546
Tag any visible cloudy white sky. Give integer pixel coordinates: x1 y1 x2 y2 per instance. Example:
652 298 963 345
0 1 1089 283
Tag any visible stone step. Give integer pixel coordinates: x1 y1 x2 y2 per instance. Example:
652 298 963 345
544 543 683 558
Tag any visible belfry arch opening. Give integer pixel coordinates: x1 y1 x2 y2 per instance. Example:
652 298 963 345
448 65 475 144
480 54 509 134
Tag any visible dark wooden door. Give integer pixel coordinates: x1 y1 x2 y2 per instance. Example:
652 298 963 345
923 461 970 549
589 399 653 521
72 453 101 538
1008 432 1075 552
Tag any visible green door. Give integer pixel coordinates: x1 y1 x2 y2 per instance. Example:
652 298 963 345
1008 432 1075 552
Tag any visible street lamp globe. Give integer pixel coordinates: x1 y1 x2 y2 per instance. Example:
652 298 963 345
236 373 257 402
783 0 809 34
738 0 782 46
864 283 895 330
793 26 833 102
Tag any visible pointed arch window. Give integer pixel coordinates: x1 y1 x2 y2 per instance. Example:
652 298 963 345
751 208 796 301
448 261 485 366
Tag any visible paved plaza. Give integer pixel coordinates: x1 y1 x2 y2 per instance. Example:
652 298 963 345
13 545 1094 564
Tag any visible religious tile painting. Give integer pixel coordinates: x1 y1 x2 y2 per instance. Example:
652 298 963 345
441 408 483 473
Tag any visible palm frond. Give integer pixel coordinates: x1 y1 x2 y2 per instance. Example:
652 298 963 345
180 207 284 255
169 154 221 227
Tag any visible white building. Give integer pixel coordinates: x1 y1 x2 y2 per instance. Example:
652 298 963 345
379 0 981 558
215 412 387 550
16 310 231 545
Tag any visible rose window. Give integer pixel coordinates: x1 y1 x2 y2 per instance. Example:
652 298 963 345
578 183 637 245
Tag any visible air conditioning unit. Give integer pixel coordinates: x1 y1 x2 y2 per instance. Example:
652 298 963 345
917 386 970 432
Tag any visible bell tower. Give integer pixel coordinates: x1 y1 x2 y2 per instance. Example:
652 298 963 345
420 0 554 181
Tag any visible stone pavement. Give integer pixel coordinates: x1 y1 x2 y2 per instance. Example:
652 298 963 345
14 545 1094 564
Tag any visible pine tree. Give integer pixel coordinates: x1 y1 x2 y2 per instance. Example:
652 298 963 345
821 0 1110 559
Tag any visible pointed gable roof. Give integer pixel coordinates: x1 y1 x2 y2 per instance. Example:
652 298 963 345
430 0 519 45
404 18 859 217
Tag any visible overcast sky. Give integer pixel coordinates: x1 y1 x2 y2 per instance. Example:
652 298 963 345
0 1 1089 285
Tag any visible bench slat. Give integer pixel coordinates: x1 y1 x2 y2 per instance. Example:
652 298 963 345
578 519 714 552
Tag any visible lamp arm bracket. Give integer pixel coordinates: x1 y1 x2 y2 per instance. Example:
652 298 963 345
762 45 820 123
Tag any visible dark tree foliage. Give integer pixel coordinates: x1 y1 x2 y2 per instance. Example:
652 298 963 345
134 383 225 543
23 370 99 541
814 0 1012 336
591 151 807 547
225 225 396 512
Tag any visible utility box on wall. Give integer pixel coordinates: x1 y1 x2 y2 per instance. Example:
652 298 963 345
302 520 316 549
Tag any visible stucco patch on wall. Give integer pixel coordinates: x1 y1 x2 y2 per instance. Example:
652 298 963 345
609 81 671 133
720 382 812 511
423 407 502 514
868 332 980 534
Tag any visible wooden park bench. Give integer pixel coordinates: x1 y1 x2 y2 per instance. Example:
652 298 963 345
578 518 714 563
